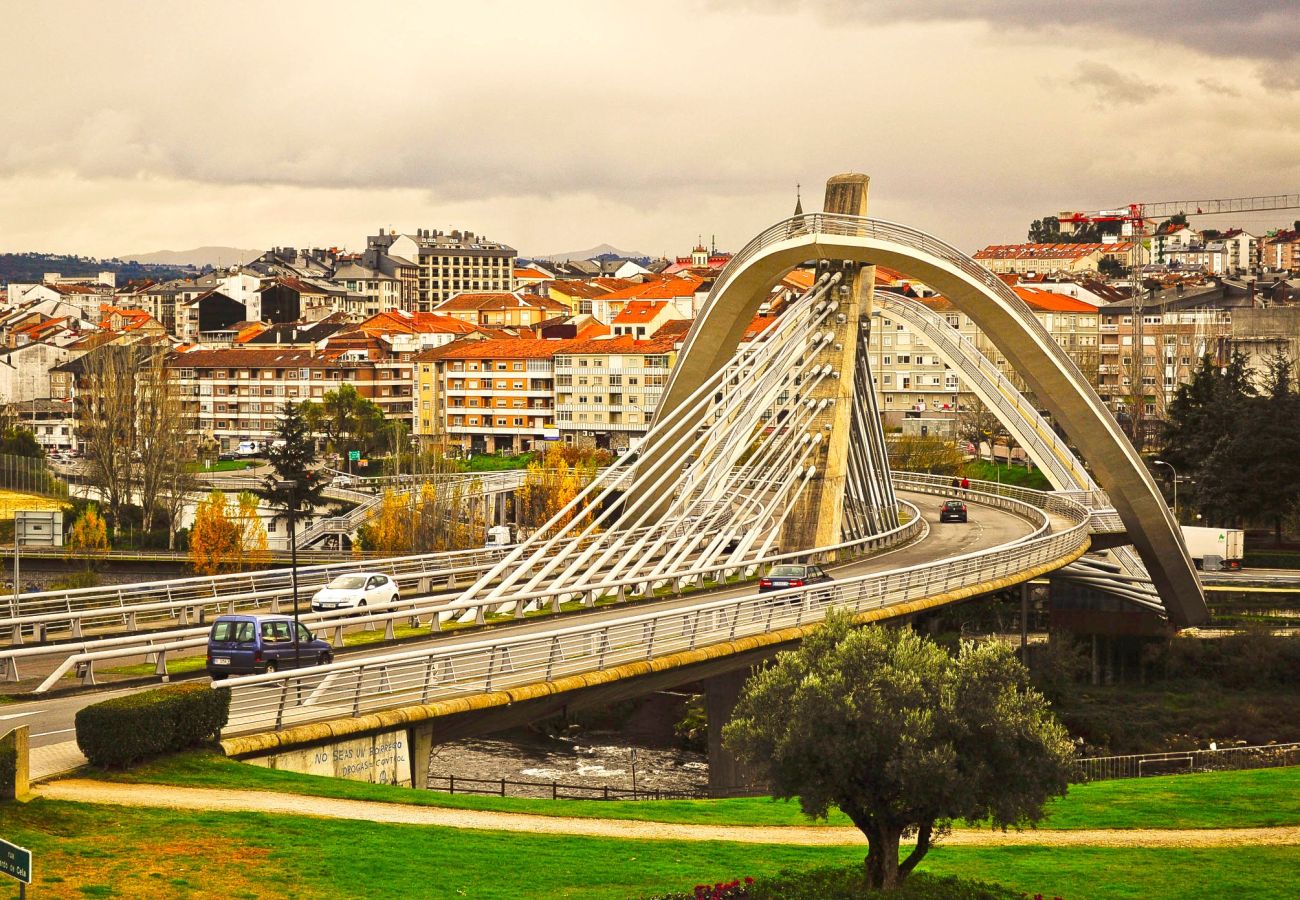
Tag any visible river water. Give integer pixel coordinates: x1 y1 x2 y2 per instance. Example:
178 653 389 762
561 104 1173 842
425 732 709 798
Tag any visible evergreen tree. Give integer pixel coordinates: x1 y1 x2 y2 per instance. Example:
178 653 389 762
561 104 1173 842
258 402 326 543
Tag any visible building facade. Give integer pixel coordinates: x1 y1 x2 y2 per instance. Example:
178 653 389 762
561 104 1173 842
414 339 564 454
553 336 677 451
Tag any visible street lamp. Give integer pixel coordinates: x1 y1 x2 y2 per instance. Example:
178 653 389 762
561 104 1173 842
1152 459 1177 520
275 479 302 668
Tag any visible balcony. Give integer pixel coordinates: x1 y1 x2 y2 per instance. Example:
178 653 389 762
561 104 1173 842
447 425 550 436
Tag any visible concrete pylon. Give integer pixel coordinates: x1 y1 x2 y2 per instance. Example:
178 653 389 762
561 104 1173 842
779 174 877 552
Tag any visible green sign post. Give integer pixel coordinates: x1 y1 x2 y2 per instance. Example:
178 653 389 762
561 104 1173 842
348 450 361 461
0 837 32 892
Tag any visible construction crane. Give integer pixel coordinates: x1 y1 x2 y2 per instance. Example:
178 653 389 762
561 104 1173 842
1053 193 1300 449
1059 193 1300 231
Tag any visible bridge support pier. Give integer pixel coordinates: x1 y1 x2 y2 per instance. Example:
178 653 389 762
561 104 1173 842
408 721 435 789
705 668 754 795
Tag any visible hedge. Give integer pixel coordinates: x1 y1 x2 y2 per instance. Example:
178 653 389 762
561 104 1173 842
75 683 231 769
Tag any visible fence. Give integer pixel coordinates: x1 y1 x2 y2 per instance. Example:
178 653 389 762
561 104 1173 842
0 453 68 503
1075 742 1300 781
424 773 762 801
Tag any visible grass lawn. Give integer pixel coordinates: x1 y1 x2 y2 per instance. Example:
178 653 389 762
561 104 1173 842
923 845 1300 900
1 799 859 900
100 752 1300 831
8 799 1298 899
960 460 1052 491
186 459 261 472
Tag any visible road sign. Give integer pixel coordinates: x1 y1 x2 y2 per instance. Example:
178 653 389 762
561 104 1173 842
348 450 361 461
0 838 31 885
15 510 62 548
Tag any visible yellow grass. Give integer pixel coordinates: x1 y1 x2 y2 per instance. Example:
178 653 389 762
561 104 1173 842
0 489 67 520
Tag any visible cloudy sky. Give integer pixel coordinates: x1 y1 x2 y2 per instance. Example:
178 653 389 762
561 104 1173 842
3 0 1298 259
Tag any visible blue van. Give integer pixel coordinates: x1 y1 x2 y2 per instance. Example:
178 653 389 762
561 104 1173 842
206 614 334 679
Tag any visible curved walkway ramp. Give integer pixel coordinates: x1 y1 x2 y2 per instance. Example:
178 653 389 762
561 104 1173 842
653 212 1206 627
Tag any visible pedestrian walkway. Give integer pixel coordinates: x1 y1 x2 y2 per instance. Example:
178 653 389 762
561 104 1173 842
31 741 87 781
34 780 1300 848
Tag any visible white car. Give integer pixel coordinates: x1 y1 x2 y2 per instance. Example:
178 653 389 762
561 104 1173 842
310 573 399 613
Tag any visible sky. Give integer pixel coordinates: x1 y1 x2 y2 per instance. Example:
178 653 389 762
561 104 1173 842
3 0 1299 260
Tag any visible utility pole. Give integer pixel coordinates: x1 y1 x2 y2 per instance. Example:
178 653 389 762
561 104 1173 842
276 479 301 668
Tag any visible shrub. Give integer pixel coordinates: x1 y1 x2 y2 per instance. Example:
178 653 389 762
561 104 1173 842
0 743 15 799
75 683 231 768
643 869 1025 899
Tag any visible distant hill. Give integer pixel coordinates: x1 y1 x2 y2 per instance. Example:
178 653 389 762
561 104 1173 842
529 243 648 263
0 252 198 286
124 246 262 267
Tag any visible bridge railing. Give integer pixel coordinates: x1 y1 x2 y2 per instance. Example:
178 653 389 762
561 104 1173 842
220 490 1089 735
11 471 1071 691
16 495 924 691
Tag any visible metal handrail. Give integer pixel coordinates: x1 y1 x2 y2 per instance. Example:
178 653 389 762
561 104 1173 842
20 490 931 693
220 489 1090 734
14 471 1072 693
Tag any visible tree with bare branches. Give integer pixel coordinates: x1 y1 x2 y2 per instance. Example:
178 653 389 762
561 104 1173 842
75 345 138 530
135 349 195 534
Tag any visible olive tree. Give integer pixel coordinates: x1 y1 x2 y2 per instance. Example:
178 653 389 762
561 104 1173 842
722 610 1074 891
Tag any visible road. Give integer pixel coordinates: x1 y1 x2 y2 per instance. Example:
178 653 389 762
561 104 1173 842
13 489 1043 758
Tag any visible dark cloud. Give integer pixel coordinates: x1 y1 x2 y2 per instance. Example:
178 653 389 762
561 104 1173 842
1070 61 1159 106
1196 77 1242 98
723 1 1300 67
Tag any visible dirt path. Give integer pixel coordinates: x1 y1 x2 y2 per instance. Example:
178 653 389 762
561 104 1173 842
37 780 1300 848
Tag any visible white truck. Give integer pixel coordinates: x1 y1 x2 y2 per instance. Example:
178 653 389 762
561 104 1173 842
485 525 516 548
1180 525 1245 571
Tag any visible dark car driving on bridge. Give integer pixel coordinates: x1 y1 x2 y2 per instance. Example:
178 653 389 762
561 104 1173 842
758 564 832 593
206 614 333 679
939 499 968 523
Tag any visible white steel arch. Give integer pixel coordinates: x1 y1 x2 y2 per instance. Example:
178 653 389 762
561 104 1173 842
648 213 1207 626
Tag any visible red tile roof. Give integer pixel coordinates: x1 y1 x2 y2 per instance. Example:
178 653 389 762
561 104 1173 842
555 335 678 355
433 292 547 312
172 347 342 367
416 337 576 361
1011 286 1098 313
613 300 674 325
549 280 611 300
357 310 481 335
595 275 704 302
651 319 693 339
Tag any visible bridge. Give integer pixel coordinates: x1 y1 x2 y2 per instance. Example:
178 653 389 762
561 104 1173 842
14 174 1207 790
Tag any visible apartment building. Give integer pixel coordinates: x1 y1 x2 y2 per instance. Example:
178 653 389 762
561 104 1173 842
1095 298 1233 426
590 275 706 325
553 336 677 451
331 261 405 318
867 287 1100 432
171 347 413 451
1 400 76 452
431 291 564 328
368 228 517 312
1262 231 1300 272
413 339 565 454
974 242 1144 276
